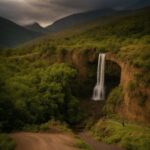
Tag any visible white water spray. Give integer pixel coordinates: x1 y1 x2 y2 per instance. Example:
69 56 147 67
92 53 106 101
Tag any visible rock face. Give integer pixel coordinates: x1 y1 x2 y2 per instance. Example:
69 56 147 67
57 49 98 97
45 49 150 123
106 53 150 123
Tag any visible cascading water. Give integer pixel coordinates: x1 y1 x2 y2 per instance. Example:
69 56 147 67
92 53 106 101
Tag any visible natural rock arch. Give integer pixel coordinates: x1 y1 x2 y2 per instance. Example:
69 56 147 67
106 53 150 123
54 49 150 123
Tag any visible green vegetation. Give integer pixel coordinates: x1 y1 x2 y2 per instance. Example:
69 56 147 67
103 86 123 115
127 81 147 106
1 8 148 87
91 119 150 150
22 120 72 133
75 138 93 150
0 134 15 150
117 45 150 87
0 62 82 132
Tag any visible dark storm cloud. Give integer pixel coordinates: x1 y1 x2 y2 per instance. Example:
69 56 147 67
0 0 144 26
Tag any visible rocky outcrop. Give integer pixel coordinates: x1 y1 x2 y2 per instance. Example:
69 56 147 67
106 53 150 123
46 49 150 123
68 50 150 123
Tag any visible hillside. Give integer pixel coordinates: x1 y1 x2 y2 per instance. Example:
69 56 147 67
130 0 150 9
0 17 41 48
45 8 118 33
19 7 150 58
45 5 149 34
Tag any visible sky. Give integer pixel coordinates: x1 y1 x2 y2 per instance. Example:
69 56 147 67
0 0 148 27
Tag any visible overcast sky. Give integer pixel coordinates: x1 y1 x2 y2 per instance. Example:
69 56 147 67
0 0 148 27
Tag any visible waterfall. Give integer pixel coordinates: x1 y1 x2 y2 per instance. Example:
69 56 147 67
92 53 106 101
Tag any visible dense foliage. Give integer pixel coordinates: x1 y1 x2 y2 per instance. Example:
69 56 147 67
103 86 123 115
0 134 15 150
0 62 81 132
91 119 150 150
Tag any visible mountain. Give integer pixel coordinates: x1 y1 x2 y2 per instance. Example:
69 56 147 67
45 6 147 34
24 22 45 33
130 0 150 9
0 17 41 48
0 5 149 48
45 8 117 33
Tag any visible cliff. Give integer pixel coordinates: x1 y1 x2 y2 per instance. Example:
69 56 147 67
43 49 150 123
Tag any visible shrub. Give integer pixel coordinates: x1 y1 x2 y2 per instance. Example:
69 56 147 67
103 86 123 114
91 119 150 150
75 138 93 150
0 134 15 150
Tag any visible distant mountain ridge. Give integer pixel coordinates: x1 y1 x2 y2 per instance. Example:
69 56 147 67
0 4 150 48
24 22 45 33
44 2 150 33
131 0 150 9
0 8 119 48
0 17 41 48
45 8 117 33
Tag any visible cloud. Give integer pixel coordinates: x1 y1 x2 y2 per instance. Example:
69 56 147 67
0 0 78 26
0 0 147 27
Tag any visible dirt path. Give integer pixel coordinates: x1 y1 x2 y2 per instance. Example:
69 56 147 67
10 132 78 150
79 132 124 150
10 132 124 150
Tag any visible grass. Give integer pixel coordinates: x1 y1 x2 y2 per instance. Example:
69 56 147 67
91 119 150 150
22 120 72 133
74 138 93 150
0 134 16 150
39 120 72 133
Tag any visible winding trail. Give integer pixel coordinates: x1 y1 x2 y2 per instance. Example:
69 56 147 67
10 132 124 150
10 132 78 150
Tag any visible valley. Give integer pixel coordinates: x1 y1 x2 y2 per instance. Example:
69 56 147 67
0 4 150 150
